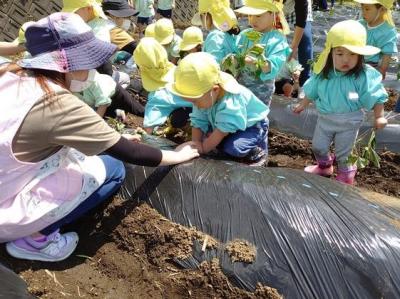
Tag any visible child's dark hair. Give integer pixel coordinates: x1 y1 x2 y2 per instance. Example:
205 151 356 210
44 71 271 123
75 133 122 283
179 44 202 59
321 49 365 79
227 26 241 35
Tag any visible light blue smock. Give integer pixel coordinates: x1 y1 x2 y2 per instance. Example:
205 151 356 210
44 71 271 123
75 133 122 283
236 28 290 81
359 19 398 64
203 29 238 64
303 65 388 114
144 88 192 127
191 85 269 133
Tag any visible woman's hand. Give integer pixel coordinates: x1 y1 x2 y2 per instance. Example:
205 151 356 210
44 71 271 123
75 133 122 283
374 117 387 129
122 133 141 142
159 142 199 166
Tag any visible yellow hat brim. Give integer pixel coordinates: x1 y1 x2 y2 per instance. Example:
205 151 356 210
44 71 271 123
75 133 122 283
342 44 380 56
167 71 241 98
156 34 174 45
235 6 271 15
179 42 201 51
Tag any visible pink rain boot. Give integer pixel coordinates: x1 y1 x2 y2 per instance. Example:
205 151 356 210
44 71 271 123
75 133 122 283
336 166 357 185
304 155 334 177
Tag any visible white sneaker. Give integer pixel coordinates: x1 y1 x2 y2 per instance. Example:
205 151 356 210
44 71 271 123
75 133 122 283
6 230 79 262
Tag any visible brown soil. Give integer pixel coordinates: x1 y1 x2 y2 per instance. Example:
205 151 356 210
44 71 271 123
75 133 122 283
385 88 399 112
225 240 257 264
1 111 398 299
0 199 281 299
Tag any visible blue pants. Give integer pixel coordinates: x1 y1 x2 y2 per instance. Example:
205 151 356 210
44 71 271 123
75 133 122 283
395 95 400 113
298 21 313 86
220 119 269 158
40 155 126 235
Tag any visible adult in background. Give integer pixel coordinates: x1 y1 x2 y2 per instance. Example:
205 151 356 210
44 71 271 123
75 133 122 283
0 12 198 262
283 0 313 89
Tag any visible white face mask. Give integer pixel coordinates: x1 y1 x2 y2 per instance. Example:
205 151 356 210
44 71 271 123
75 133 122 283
69 69 96 92
121 19 131 31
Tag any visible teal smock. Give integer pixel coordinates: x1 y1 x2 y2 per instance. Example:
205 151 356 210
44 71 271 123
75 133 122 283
303 65 388 114
236 28 290 81
359 19 398 64
191 85 269 133
74 72 116 108
203 29 238 64
144 88 192 127
164 34 182 60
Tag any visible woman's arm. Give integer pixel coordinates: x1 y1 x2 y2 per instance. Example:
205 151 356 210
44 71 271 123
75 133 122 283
105 136 199 166
289 0 308 60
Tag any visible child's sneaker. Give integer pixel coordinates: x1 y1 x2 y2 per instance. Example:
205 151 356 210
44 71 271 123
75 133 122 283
6 230 79 262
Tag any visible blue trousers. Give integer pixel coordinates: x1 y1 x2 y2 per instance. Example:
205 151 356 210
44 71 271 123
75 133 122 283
40 155 126 235
298 21 313 86
395 95 400 113
220 119 269 158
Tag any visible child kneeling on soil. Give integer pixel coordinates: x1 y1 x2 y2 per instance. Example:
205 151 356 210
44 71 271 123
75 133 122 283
354 0 398 80
168 52 270 166
235 0 291 106
293 20 388 185
274 59 303 98
133 37 192 134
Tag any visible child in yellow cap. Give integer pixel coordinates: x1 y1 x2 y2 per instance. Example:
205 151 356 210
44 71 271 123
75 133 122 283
133 37 192 133
154 18 182 64
193 0 241 64
235 0 291 106
179 26 204 60
293 20 388 185
354 0 398 79
168 52 270 166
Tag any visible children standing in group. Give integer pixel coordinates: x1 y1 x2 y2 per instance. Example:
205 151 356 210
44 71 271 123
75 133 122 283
294 20 388 185
133 38 192 133
193 0 240 64
354 0 398 79
168 52 270 166
153 18 182 64
235 0 291 106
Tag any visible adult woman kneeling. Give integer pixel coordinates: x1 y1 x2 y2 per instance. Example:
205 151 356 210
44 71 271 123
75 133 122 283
0 12 198 262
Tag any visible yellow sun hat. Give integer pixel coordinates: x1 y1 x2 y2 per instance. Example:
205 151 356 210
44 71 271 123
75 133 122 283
179 26 204 51
167 52 241 98
191 0 230 26
154 18 175 45
62 0 107 19
211 5 239 32
235 0 290 34
133 37 175 92
144 23 156 38
235 0 284 15
313 20 380 74
353 0 395 26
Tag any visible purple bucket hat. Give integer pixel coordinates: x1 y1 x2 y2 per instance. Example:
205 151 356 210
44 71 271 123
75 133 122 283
18 12 117 73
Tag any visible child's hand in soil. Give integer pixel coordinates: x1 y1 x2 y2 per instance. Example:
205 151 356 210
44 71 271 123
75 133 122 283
374 117 387 129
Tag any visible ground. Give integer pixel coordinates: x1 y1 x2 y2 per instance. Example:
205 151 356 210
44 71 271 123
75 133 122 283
1 110 398 299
